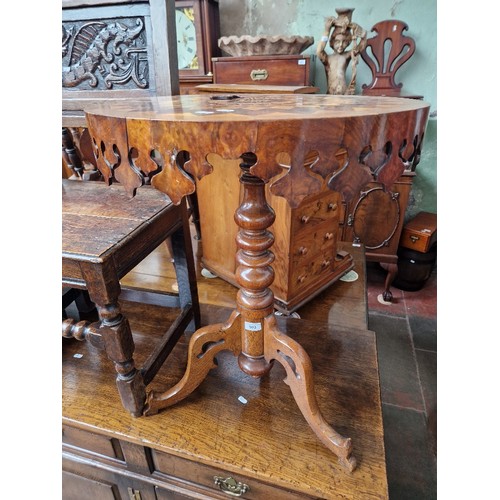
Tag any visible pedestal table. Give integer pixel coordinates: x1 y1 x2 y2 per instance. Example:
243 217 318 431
85 93 429 471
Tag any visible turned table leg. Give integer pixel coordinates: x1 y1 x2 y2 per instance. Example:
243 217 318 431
237 154 355 471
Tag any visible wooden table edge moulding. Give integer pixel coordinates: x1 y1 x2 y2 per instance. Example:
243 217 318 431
84 93 430 473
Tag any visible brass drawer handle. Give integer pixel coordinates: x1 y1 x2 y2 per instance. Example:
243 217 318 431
301 215 310 224
127 488 142 500
327 202 337 211
297 274 307 283
298 246 308 256
250 69 268 81
321 259 331 268
410 235 420 243
214 476 249 497
324 232 334 240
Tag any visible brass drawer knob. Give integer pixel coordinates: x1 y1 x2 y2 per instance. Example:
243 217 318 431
321 259 331 268
301 215 310 224
324 232 333 240
214 476 250 497
327 202 337 211
410 235 420 243
298 246 308 255
297 274 307 283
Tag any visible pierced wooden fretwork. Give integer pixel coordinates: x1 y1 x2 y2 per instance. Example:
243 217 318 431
360 19 422 99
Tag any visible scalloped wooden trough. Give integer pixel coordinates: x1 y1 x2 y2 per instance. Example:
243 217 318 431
218 35 315 57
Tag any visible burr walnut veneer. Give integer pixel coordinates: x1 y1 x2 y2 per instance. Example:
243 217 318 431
84 93 429 472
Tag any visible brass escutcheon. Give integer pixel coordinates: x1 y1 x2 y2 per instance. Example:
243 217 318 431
250 69 268 81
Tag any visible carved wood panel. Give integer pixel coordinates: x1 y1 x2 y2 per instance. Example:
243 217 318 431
62 1 180 127
62 16 150 91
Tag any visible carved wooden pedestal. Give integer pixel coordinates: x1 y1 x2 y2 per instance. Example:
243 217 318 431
144 154 355 470
84 93 429 472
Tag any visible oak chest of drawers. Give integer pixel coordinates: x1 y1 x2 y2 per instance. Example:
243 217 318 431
212 55 315 86
62 303 388 499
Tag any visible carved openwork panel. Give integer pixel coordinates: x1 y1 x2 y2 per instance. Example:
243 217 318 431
84 94 430 207
360 20 421 98
62 16 150 91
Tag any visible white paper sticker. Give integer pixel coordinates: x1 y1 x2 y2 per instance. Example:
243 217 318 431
298 59 306 65
238 396 248 404
244 321 262 331
73 353 83 359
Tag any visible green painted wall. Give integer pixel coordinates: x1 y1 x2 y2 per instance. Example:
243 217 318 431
219 0 437 218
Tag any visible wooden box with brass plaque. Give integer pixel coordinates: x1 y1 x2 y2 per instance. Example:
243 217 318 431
399 211 437 253
393 211 437 292
212 54 314 86
175 0 220 93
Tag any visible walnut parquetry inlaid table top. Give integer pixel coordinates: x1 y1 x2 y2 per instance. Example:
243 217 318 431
84 93 429 472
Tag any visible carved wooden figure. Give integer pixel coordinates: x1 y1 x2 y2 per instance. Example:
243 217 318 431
84 93 429 472
317 8 367 95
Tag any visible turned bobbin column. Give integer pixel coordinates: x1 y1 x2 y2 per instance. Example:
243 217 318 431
235 153 275 378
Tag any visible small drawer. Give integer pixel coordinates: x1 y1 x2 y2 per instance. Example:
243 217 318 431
291 220 337 264
62 425 125 463
290 253 336 293
292 193 340 232
151 449 306 499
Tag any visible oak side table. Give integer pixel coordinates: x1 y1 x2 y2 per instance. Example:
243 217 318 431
84 93 429 471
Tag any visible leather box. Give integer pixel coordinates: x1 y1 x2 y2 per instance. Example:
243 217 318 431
211 54 315 86
399 211 437 253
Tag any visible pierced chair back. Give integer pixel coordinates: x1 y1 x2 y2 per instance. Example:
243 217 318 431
360 19 422 99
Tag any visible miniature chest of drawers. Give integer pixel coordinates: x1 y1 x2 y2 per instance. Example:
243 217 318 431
211 54 315 86
195 155 352 313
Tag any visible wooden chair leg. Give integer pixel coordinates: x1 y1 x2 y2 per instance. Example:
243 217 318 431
188 193 202 240
171 198 201 332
